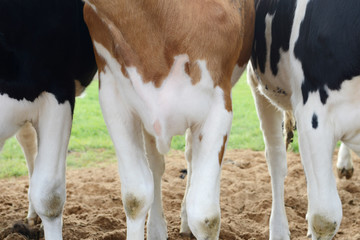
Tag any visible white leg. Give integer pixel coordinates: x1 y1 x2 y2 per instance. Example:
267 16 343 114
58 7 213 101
180 128 193 237
247 67 290 240
295 109 341 240
143 129 168 240
336 143 354 179
99 72 154 240
0 94 67 238
16 122 40 226
185 93 232 240
29 94 72 240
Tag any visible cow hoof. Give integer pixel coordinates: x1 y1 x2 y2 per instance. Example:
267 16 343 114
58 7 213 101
337 167 354 179
12 221 44 240
311 214 337 240
24 216 41 227
179 231 194 239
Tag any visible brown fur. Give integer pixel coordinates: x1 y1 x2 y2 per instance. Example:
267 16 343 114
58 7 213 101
237 0 256 68
218 135 228 165
84 0 255 111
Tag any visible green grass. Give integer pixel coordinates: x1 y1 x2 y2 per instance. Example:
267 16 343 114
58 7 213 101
230 74 299 152
66 82 116 168
0 73 299 178
228 74 265 150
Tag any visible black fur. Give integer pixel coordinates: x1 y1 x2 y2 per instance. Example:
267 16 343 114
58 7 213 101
312 113 318 129
252 0 296 75
294 0 360 105
0 0 97 111
252 0 360 106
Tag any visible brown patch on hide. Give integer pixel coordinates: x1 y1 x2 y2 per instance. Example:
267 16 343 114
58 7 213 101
218 135 228 165
84 0 255 98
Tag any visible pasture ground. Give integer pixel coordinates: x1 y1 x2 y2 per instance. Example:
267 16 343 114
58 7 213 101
1 149 359 240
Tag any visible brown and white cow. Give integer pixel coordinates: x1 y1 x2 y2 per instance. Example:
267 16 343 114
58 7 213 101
83 0 255 239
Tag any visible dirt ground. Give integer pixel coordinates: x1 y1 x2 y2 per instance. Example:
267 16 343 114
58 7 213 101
0 149 360 240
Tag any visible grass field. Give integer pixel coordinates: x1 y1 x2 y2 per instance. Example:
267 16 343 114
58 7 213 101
0 73 299 178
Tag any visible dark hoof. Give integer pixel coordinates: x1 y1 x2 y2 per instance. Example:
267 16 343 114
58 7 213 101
179 231 195 239
12 221 44 240
24 216 42 227
337 167 354 179
179 169 188 179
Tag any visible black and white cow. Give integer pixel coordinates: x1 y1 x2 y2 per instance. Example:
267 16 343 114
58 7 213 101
0 0 96 238
248 0 360 239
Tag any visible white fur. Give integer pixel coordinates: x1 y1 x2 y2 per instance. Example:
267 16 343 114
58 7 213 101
247 64 290 240
143 129 168 239
94 40 232 240
180 128 193 236
16 122 38 224
0 92 72 240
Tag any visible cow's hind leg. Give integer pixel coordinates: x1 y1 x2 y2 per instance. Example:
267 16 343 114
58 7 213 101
295 108 341 240
0 93 68 239
16 122 40 226
184 90 233 240
143 129 168 240
99 72 154 240
179 128 193 237
247 65 290 240
0 97 40 232
29 93 72 240
336 143 354 179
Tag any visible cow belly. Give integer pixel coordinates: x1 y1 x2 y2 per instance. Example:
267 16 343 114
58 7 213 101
257 78 292 111
250 66 293 111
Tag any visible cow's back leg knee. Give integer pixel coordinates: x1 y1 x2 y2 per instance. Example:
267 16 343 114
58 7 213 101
121 175 154 240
